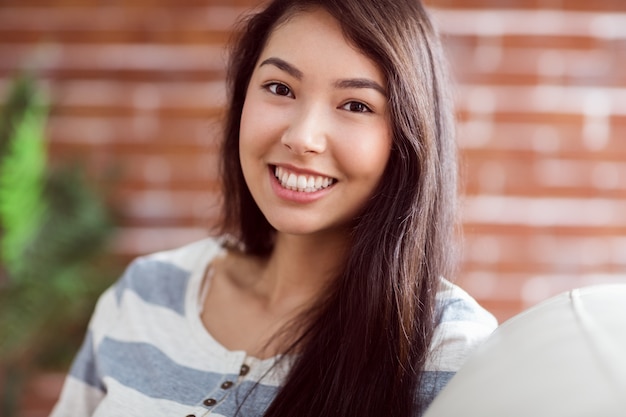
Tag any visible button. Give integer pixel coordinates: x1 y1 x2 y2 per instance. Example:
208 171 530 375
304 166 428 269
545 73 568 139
203 398 217 406
240 364 250 376
221 381 234 389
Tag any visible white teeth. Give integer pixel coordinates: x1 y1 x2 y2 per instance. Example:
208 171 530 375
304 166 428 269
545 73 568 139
273 166 335 193
287 173 297 188
297 175 307 189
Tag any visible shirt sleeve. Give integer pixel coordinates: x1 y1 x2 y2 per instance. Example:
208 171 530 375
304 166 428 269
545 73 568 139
415 279 498 414
428 279 498 373
49 286 119 416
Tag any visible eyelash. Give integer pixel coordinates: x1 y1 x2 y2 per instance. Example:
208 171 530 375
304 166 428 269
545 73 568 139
263 82 294 98
262 82 373 114
340 101 372 113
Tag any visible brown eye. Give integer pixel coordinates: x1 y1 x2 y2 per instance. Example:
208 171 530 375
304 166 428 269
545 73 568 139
267 82 294 98
342 101 371 113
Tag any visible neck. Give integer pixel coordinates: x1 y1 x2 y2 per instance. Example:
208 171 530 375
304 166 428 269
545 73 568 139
259 230 349 311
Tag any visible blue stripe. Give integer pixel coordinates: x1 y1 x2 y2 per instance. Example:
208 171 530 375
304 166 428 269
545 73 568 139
417 371 455 415
97 337 278 411
88 336 452 415
69 330 106 392
114 258 190 315
212 381 276 416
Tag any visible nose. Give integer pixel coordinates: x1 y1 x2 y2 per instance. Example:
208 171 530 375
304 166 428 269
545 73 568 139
281 103 327 155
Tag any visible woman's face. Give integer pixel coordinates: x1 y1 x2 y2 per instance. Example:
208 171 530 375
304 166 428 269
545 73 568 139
239 8 392 238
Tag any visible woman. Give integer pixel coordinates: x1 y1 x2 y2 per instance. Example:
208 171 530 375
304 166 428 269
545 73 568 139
51 0 496 416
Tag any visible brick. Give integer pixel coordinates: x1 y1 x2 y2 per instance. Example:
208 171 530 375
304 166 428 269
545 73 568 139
462 195 626 227
112 188 221 225
462 229 626 269
47 80 226 113
0 6 247 34
46 115 222 148
427 0 626 12
110 226 211 257
457 121 626 157
0 44 227 73
461 152 626 198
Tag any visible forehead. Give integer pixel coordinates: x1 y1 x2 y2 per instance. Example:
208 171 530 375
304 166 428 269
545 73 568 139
258 8 385 83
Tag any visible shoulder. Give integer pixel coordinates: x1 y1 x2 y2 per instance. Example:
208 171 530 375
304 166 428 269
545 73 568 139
427 278 498 372
112 237 225 314
141 236 225 270
416 279 497 412
435 279 497 330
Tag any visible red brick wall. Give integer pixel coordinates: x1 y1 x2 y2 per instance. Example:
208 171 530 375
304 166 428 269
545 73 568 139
1 0 625 326
428 1 626 320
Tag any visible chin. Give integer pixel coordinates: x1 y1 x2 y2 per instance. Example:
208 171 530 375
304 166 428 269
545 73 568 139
268 222 320 236
264 215 327 237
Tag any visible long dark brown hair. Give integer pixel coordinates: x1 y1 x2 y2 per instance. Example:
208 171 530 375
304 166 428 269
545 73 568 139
220 0 458 415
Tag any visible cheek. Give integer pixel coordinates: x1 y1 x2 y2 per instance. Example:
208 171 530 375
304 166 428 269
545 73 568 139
238 101 260 183
239 95 282 155
239 99 264 161
239 99 254 149
338 124 392 180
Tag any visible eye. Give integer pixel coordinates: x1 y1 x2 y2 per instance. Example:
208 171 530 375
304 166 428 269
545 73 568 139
341 101 372 113
265 82 294 98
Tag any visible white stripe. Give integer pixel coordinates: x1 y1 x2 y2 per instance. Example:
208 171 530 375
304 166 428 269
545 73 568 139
428 321 496 372
49 376 105 417
90 288 120 348
110 289 246 374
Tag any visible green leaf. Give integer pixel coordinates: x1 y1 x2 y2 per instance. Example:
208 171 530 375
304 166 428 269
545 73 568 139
0 84 47 279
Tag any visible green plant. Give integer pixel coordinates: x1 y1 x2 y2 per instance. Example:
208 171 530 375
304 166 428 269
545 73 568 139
0 75 117 415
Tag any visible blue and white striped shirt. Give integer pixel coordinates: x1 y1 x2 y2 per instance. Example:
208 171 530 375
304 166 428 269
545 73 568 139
50 238 497 416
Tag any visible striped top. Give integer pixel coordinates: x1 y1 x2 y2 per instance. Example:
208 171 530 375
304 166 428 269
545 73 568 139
50 238 497 417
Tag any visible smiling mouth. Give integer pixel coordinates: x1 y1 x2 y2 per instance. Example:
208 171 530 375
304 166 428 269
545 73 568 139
273 165 337 193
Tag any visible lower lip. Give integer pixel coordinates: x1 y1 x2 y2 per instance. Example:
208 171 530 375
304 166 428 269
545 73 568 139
268 167 334 203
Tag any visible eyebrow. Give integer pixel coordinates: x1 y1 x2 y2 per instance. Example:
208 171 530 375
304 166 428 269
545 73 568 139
259 56 387 97
333 78 386 97
259 57 303 79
